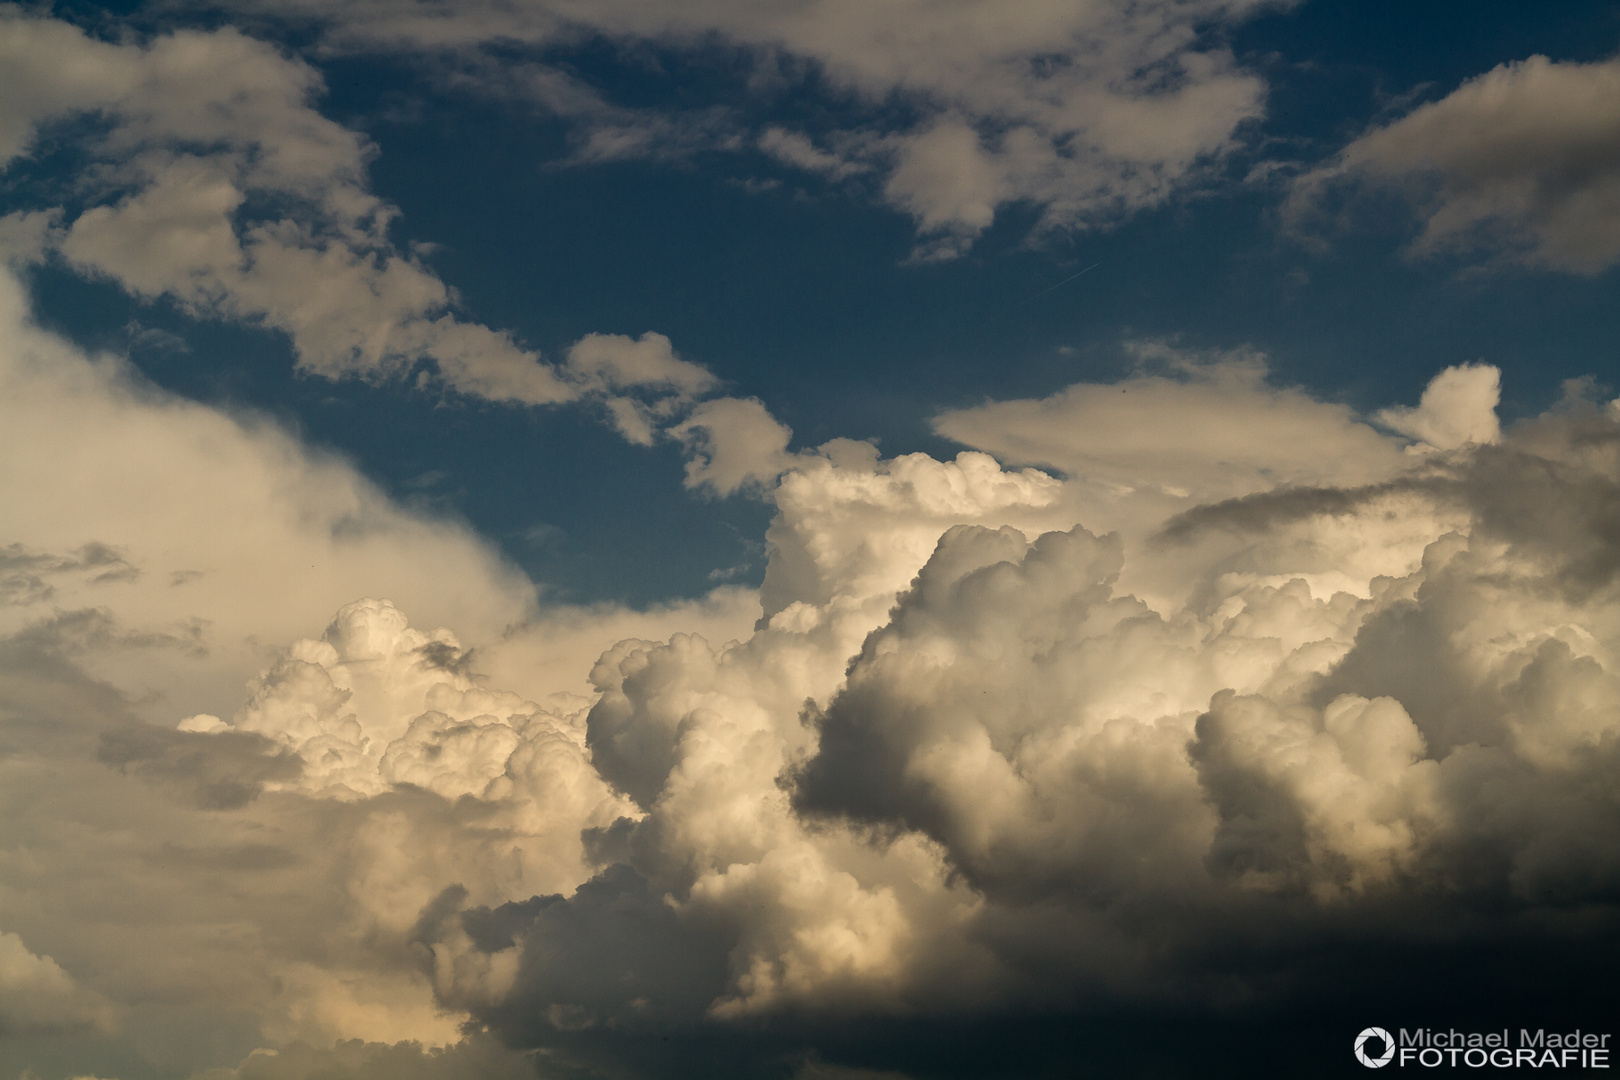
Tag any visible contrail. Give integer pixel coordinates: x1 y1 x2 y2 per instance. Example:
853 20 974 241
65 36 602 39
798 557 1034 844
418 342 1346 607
1014 261 1102 306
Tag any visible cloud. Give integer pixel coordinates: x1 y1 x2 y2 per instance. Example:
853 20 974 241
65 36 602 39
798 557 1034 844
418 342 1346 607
562 332 724 445
671 396 805 496
213 0 1285 255
564 332 720 398
1291 55 1620 273
0 590 645 1072
192 1036 540 1080
408 364 1620 1073
0 251 794 1073
11 227 1620 1080
0 635 463 1066
934 343 1405 499
758 127 867 182
1374 362 1502 450
219 597 633 883
0 542 139 606
0 259 539 722
0 14 780 480
0 13 572 404
931 343 1442 609
0 930 111 1034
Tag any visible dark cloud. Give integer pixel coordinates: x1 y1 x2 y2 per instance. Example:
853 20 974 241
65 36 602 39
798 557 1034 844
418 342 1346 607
7 606 207 658
1463 421 1620 594
1291 55 1620 272
1154 476 1458 544
96 724 302 810
466 864 733 1033
0 541 140 606
196 1034 540 1080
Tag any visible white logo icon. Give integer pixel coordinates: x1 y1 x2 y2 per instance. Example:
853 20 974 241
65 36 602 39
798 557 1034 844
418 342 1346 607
1355 1027 1396 1068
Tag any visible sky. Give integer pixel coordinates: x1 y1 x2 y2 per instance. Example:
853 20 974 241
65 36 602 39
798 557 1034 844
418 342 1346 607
2 1 1620 1078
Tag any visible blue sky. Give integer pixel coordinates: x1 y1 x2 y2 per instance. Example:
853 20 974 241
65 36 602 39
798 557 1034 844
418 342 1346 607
4 2 1620 1078
17 0 1620 604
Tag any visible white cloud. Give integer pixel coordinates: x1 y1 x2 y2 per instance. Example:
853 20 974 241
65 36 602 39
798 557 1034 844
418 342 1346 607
215 0 1284 255
561 332 723 445
0 250 783 1071
1374 362 1501 450
0 262 539 722
563 332 719 398
934 343 1405 499
223 597 633 865
0 13 572 405
11 216 1620 1077
1291 54 1620 273
441 364 1620 1044
671 396 805 496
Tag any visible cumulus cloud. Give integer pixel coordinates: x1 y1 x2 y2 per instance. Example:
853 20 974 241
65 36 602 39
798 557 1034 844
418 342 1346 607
932 343 1441 609
214 0 1284 255
11 202 1620 1078
378 363 1620 1075
0 588 660 1074
0 247 790 1075
0 259 538 722
222 597 632 876
1291 54 1620 273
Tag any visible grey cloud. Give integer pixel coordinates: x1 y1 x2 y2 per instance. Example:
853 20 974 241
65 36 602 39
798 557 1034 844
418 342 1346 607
8 606 208 659
96 723 302 810
1154 475 1459 544
1462 428 1620 594
192 1034 541 1080
1291 55 1620 272
586 636 705 811
792 523 1214 905
0 929 111 1037
0 541 140 606
449 864 733 1033
147 840 303 873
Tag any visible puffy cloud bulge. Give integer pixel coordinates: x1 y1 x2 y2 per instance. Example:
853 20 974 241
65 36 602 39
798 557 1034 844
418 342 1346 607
7 9 1620 1080
11 251 1620 1076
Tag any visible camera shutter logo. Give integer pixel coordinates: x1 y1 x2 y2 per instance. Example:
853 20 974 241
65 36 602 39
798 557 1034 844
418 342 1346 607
1355 1027 1396 1068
